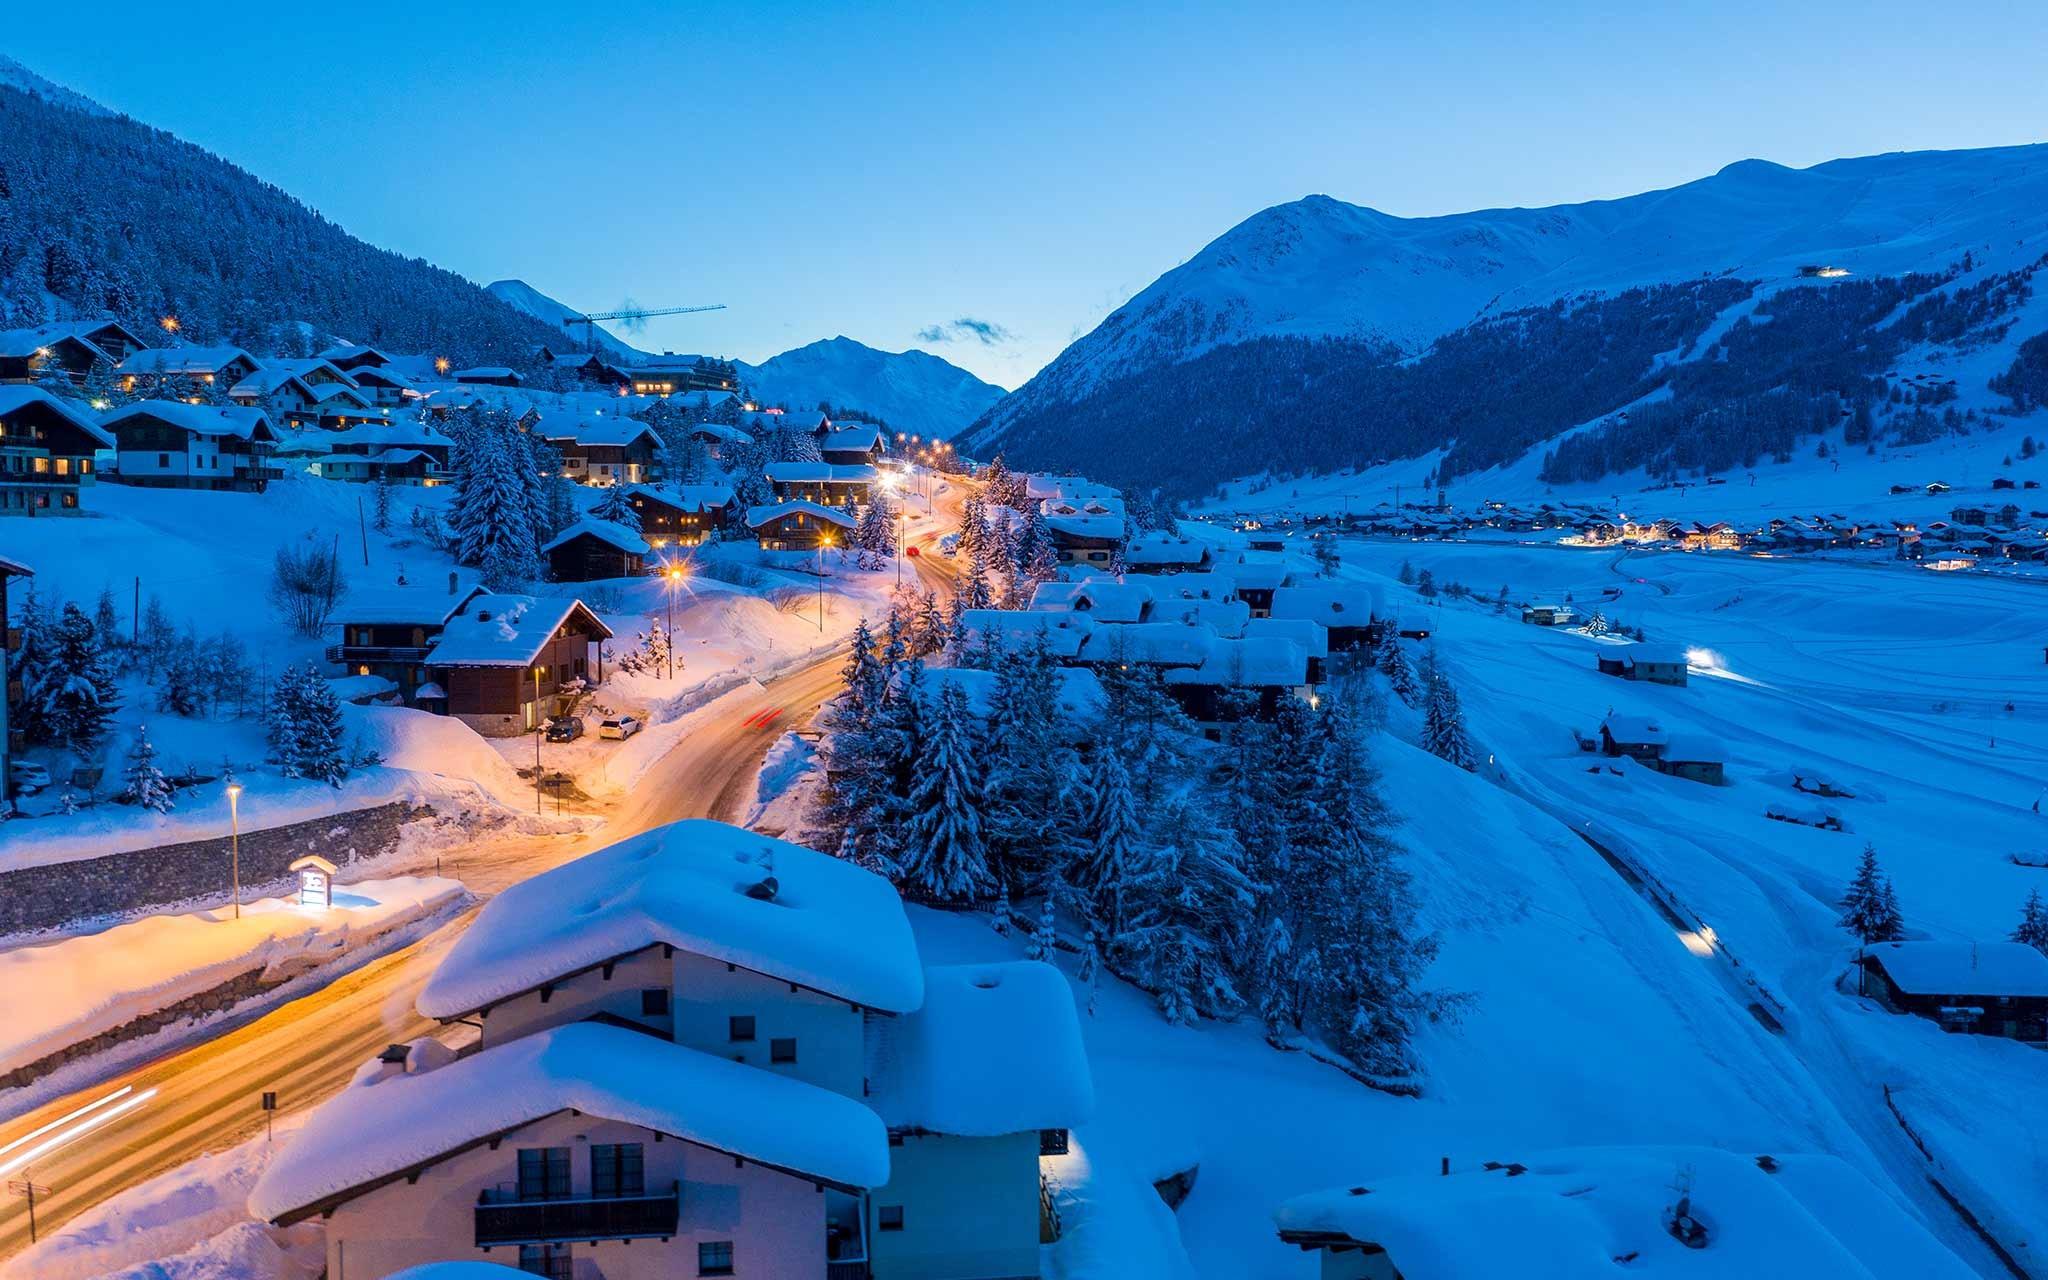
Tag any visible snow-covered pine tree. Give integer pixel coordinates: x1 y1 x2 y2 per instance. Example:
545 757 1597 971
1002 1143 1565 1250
1312 536 1340 577
93 586 122 649
372 475 394 532
1022 510 1059 584
292 669 350 786
910 591 947 658
961 539 995 611
955 492 986 562
1372 625 1420 706
35 602 123 750
1027 894 1057 962
1071 744 1140 934
266 664 304 774
592 480 640 532
1118 794 1254 1024
898 681 992 903
120 725 175 813
156 630 206 718
1585 609 1610 637
2014 889 2048 954
1840 843 1905 943
1420 649 1477 770
991 883 1014 936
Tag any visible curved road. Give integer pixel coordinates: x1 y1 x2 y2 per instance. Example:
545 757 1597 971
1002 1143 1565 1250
0 473 969 1262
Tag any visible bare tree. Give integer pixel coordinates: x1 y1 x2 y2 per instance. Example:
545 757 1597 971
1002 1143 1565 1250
270 536 347 638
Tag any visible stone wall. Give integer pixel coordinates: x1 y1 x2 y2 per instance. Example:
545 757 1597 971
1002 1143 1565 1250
0 800 430 936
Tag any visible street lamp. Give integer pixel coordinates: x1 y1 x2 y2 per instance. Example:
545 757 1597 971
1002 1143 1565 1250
816 533 834 630
224 781 243 919
532 665 545 815
662 562 688 679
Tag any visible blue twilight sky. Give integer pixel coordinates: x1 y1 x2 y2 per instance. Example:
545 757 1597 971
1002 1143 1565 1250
7 1 2047 388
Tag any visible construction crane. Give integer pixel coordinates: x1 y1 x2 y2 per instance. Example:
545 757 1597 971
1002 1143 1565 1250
563 303 725 352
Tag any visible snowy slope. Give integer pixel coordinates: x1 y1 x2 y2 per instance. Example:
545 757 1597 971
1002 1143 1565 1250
0 55 112 117
736 336 1005 439
483 279 647 363
971 143 2048 447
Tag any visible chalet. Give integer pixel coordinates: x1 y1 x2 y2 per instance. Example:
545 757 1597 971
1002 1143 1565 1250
1396 611 1432 640
329 577 486 703
344 364 423 407
1274 1146 1976 1279
1595 642 1689 686
228 360 364 426
451 366 522 387
1660 734 1725 785
1030 578 1156 623
299 420 457 485
316 344 400 373
1859 940 2048 1040
0 387 112 516
628 482 732 549
115 346 261 399
1041 504 1125 568
0 319 145 385
747 500 854 551
815 421 884 467
764 461 878 505
1228 559 1290 617
542 518 650 582
1154 596 1252 638
101 402 280 492
953 608 1095 662
608 356 740 397
1121 531 1212 575
546 350 616 388
1073 622 1216 671
1680 521 1744 551
1 555 30 796
537 415 663 486
422 595 613 736
248 820 1090 1280
1246 616 1329 685
1163 636 1311 735
1269 584 1382 651
1521 602 1576 626
687 421 754 461
1599 713 1667 763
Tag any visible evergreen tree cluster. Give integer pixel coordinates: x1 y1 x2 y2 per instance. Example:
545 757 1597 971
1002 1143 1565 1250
1840 844 1906 944
265 665 357 787
444 407 570 589
10 586 123 753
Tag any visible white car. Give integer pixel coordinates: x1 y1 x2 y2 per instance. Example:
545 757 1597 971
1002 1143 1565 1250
599 716 644 740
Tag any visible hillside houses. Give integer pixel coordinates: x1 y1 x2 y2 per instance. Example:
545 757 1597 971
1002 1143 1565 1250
629 482 733 548
1859 940 2048 1041
0 387 110 516
328 577 487 703
115 345 261 399
100 401 282 492
0 318 147 384
418 595 613 735
249 819 1092 1280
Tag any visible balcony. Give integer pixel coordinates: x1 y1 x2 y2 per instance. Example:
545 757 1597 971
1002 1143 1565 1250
473 1182 681 1247
827 1262 871 1280
326 643 434 664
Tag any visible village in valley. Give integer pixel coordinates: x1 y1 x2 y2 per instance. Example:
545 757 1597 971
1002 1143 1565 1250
6 18 2048 1280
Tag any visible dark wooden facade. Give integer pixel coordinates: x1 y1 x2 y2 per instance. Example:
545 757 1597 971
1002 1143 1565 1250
547 530 647 583
0 393 105 516
630 490 727 548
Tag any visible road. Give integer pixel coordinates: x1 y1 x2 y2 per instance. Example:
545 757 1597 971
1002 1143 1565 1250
0 470 971 1262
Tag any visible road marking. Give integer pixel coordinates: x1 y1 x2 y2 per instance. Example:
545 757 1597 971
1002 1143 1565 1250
0 1087 157 1176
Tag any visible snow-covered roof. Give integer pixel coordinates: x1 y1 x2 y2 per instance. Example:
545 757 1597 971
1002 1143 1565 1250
1153 597 1252 637
1151 570 1237 601
0 555 32 578
452 365 518 380
1074 622 1217 668
335 580 484 627
746 499 856 530
1273 1145 1977 1279
1227 557 1291 591
0 324 110 361
1042 511 1126 541
539 414 661 448
1123 531 1211 566
541 516 651 557
688 421 754 444
1865 940 2048 996
316 342 396 364
818 424 883 453
103 400 277 442
418 819 924 1018
1624 643 1690 667
1244 616 1328 659
1163 636 1306 688
764 461 879 486
249 1022 890 1223
1601 714 1667 746
1030 579 1155 623
116 345 255 375
0 386 115 446
1269 583 1384 626
328 673 398 702
956 608 1095 659
423 594 611 667
630 481 734 513
1660 734 1721 765
867 963 1094 1137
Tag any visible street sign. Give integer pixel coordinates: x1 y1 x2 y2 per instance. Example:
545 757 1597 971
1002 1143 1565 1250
288 855 337 909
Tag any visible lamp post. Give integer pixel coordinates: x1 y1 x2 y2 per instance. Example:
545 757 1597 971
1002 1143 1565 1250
879 474 904 585
663 563 686 679
224 781 243 919
816 533 833 630
532 665 545 815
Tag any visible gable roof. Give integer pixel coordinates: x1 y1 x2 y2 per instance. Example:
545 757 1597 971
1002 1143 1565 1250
1866 940 2048 997
115 345 256 376
422 594 612 667
541 516 652 557
746 499 856 530
248 1022 890 1224
1270 582 1384 626
334 579 485 628
418 819 924 1017
629 482 733 513
103 401 277 442
764 461 878 486
0 386 116 447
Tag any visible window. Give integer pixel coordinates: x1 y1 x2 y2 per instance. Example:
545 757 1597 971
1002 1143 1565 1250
1039 1128 1071 1156
878 1204 905 1231
641 988 670 1017
728 1015 755 1042
518 1244 572 1279
770 1037 797 1064
698 1240 735 1275
157 453 169 468
516 1147 571 1200
590 1143 645 1198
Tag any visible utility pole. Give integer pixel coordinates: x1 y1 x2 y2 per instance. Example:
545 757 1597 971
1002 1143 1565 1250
356 497 370 566
132 576 140 647
532 667 544 815
9 1175 49 1244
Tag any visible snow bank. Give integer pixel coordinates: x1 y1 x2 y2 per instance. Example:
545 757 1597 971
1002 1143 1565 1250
249 1022 889 1221
0 876 466 1078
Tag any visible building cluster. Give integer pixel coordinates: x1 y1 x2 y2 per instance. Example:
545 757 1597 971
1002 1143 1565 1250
247 818 1094 1280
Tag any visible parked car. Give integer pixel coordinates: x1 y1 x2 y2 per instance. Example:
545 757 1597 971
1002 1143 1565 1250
544 716 584 743
9 761 51 795
599 715 644 740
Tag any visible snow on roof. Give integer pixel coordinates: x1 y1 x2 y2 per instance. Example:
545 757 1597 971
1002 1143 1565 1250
631 481 733 512
116 345 255 375
0 555 32 578
0 386 115 446
1865 940 2048 996
746 499 856 529
1122 531 1211 566
545 415 660 448
335 579 483 627
1163 636 1307 688
541 516 651 557
818 424 883 453
1273 1146 1976 1279
1660 734 1721 765
956 608 1095 659
452 366 518 379
0 324 110 360
1042 511 1126 541
1074 622 1218 668
423 594 611 667
1601 714 1667 745
316 342 395 363
1625 643 1690 667
103 400 276 442
1153 597 1251 637
418 819 924 1018
1245 616 1327 658
1269 582 1384 625
1030 578 1155 623
328 673 398 702
413 681 447 701
688 421 754 444
764 461 879 485
249 1022 890 1222
868 963 1094 1137
1151 571 1237 601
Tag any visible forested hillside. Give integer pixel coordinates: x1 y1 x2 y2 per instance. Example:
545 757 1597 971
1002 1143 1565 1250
0 82 561 364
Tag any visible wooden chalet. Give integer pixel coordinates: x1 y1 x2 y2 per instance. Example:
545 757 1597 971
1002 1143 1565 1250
115 346 261 399
0 387 112 516
421 595 613 736
329 576 488 702
628 483 733 548
1860 941 2048 1040
746 500 854 551
0 319 147 384
814 420 884 467
764 461 877 505
542 518 650 583
537 415 662 487
1595 643 1688 686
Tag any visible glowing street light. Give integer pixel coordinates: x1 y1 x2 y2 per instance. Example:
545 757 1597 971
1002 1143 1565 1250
159 315 180 334
435 356 451 375
816 532 835 630
223 780 243 918
662 561 689 679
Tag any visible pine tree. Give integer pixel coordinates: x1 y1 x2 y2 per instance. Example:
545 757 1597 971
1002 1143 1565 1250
32 602 123 750
266 664 304 773
292 670 350 786
991 883 1014 936
1585 609 1610 637
1027 894 1057 962
1119 795 1254 1024
1839 844 1905 943
592 480 640 532
1072 745 1140 933
1372 626 1419 706
1415 568 1437 598
120 725 175 813
93 586 122 647
2014 889 2048 955
156 630 206 717
372 475 394 532
898 682 992 902
1420 649 1476 770
1312 536 1340 577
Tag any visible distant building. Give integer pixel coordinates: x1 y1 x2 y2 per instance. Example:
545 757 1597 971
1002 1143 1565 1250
542 518 650 583
1521 602 1576 626
101 402 281 492
0 319 147 384
628 483 733 549
765 461 878 505
1860 941 2048 1040
0 387 113 516
747 500 855 551
115 346 261 399
1595 643 1689 686
451 366 522 387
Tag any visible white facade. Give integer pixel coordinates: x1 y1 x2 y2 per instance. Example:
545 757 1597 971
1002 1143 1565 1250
869 1131 1044 1280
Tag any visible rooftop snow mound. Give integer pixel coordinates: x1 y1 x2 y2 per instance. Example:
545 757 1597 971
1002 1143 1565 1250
249 1022 890 1222
418 819 924 1018
1864 940 2048 996
1274 1145 1977 1278
867 963 1094 1137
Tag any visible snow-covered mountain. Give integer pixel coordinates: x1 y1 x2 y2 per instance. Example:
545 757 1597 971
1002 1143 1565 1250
966 144 2048 491
489 280 1004 438
0 55 112 117
736 337 1005 440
